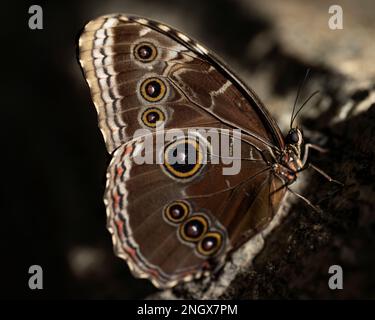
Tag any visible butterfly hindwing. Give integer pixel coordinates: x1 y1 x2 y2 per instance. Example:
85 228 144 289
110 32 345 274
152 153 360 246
105 129 278 287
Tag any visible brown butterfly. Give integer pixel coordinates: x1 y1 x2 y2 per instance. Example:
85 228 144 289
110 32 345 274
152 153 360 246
77 14 340 288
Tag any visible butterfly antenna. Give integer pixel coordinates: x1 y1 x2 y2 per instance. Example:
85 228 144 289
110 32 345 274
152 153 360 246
290 90 320 128
290 68 311 128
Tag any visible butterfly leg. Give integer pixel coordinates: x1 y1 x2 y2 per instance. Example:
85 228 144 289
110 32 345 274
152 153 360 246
273 173 322 212
302 143 328 166
308 163 344 186
297 162 344 186
287 187 323 213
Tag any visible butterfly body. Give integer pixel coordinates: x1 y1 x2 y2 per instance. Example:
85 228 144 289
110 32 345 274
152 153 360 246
78 14 307 288
275 128 304 184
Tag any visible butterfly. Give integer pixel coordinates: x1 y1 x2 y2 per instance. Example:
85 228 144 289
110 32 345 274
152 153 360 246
77 14 340 289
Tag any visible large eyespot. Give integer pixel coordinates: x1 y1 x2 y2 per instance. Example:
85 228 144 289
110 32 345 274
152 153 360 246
141 107 166 128
197 232 223 257
164 200 190 224
179 215 208 242
140 77 166 102
134 42 157 62
163 138 204 180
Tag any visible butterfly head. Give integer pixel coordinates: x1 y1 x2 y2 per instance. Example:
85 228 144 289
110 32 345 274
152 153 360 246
285 126 303 160
275 127 304 183
285 127 303 147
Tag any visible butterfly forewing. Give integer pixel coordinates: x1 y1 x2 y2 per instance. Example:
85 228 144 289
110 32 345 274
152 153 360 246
78 15 284 153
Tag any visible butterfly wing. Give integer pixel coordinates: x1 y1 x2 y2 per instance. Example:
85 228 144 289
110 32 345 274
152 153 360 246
105 130 284 287
78 14 287 288
78 14 284 153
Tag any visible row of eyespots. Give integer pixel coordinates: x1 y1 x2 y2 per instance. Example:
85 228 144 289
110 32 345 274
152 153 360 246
134 42 168 128
137 77 167 128
163 200 223 257
135 43 166 127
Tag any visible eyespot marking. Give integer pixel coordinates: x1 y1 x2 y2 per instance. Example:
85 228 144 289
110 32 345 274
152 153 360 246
134 42 158 62
162 138 204 180
197 231 223 257
140 107 166 128
164 200 190 224
179 215 208 242
140 77 167 102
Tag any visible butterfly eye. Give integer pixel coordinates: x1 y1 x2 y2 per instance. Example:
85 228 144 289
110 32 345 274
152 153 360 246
134 42 157 62
179 215 208 242
197 232 223 256
140 77 167 102
163 138 204 180
164 201 190 224
141 107 166 128
286 130 300 144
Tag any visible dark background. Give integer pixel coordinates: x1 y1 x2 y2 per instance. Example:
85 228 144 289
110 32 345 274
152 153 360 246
1 0 374 299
